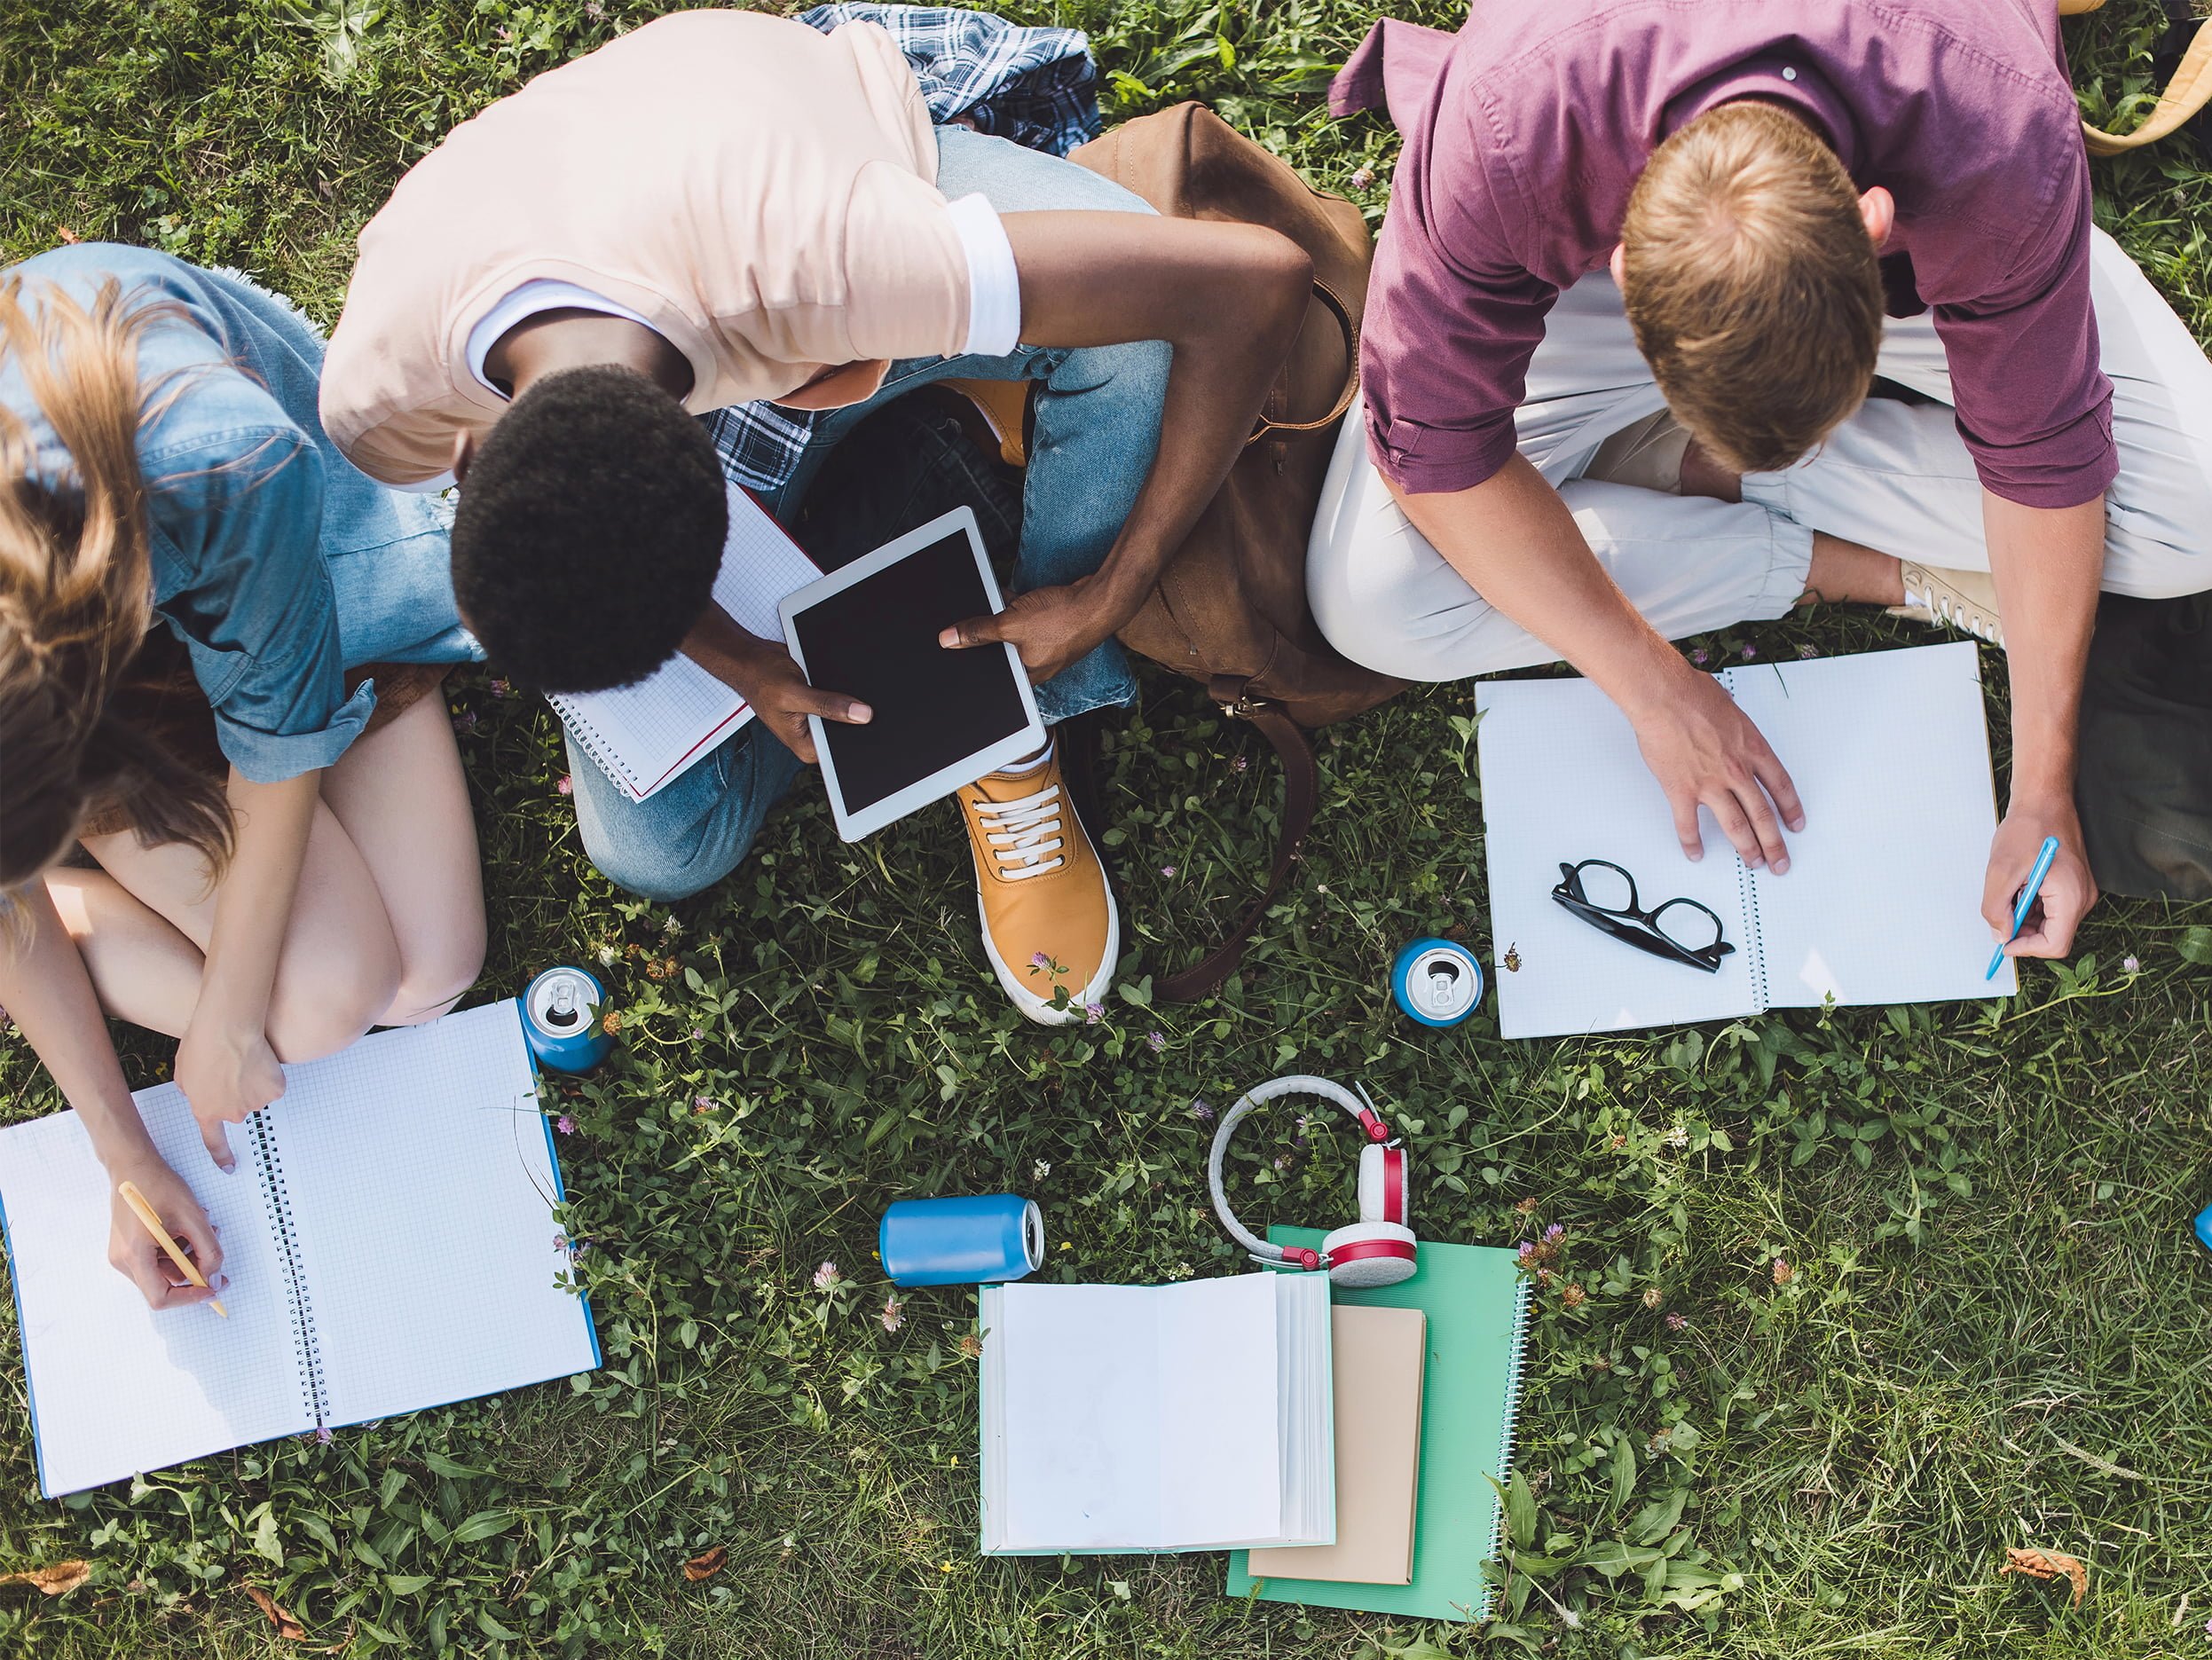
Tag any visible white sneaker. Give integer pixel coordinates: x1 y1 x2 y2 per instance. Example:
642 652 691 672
1890 563 2004 649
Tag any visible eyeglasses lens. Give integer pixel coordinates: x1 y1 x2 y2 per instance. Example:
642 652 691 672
1649 897 1722 956
1572 862 1636 913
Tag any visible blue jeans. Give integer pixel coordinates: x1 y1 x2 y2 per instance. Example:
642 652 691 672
573 126 1168 900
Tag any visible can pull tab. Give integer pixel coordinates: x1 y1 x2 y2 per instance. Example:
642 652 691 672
544 981 582 1031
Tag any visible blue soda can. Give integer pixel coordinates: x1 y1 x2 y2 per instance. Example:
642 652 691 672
521 966 613 1074
1390 937 1484 1027
2195 1202 2212 1255
879 1195 1045 1287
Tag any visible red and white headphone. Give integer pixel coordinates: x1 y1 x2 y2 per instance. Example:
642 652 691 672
1206 1075 1417 1288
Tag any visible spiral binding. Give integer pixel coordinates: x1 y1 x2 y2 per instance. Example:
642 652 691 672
546 695 640 799
1736 854 1770 1012
1477 1277 1535 1621
248 1110 330 1428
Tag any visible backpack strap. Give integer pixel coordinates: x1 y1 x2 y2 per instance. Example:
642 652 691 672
1156 684 1322 1003
2069 0 2212 157
1248 281 1362 443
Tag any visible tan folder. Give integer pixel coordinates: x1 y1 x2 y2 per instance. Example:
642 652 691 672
1249 1304 1427 1585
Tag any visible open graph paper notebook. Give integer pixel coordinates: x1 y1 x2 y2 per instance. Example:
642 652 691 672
1476 641 2014 1040
1230 1233 1528 1623
979 1274 1334 1554
0 1003 600 1497
550 481 820 802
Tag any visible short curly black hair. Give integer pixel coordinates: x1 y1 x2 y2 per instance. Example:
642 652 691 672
450 366 726 695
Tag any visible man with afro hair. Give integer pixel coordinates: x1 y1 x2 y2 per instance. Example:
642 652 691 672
446 365 728 696
321 10 1311 1025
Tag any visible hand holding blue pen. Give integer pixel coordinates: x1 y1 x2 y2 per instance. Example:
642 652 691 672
1986 835 2061 981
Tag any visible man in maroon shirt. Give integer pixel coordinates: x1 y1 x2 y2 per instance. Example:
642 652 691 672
1311 1 2212 963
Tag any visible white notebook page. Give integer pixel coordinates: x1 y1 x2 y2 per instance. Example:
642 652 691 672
1477 642 2012 1038
992 1277 1282 1551
550 481 820 799
1730 643 2013 1006
1273 1272 1334 1544
270 1003 596 1428
1476 673 1759 1038
0 1089 304 1497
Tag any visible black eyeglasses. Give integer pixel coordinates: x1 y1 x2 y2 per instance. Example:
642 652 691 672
1551 860 1736 973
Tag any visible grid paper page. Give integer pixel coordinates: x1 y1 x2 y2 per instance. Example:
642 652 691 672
550 480 821 799
1728 643 2015 1005
988 1277 1282 1552
1476 673 1759 1038
0 1092 303 1496
267 1003 596 1428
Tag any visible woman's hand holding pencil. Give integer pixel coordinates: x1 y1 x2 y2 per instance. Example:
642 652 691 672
107 1164 226 1313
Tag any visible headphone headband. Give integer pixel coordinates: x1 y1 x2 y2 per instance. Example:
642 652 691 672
1206 1075 1396 1271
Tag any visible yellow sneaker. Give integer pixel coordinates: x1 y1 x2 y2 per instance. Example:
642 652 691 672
957 745 1119 1025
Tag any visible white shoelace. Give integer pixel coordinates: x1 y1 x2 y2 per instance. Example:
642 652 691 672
975 784 1067 880
1906 585 2000 644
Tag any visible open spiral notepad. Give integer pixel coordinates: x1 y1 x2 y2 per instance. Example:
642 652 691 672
1475 642 2014 1039
550 482 821 802
0 1003 599 1498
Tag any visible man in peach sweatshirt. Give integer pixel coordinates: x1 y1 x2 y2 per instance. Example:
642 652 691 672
322 9 1310 1023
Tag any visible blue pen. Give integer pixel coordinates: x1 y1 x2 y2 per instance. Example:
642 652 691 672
1986 835 2061 981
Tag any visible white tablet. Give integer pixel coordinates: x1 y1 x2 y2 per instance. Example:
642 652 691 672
777 507 1045 843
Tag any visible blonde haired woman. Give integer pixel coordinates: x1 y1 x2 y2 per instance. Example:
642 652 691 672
0 245 485 1309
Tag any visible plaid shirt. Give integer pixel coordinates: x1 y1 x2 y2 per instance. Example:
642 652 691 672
706 4 1100 493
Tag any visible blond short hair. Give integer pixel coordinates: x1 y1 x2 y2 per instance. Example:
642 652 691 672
1620 101 1884 476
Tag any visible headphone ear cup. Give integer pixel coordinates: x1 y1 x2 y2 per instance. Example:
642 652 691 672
1357 1144 1413 1228
1321 1221 1418 1288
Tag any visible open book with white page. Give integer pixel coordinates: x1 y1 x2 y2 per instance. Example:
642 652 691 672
980 1273 1334 1554
1475 642 2014 1039
550 481 821 802
0 1003 599 1497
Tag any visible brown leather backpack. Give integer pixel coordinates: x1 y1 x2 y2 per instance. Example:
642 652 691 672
1068 104 1407 1000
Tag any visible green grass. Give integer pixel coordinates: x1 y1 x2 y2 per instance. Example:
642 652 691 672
4 1 2212 1655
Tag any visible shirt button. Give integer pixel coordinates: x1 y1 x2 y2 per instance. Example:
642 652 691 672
1782 66 1798 81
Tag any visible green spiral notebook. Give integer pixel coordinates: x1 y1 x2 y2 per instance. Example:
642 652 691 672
1226 1230 1530 1623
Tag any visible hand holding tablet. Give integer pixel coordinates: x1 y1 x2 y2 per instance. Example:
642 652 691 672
939 578 1115 686
777 508 1046 842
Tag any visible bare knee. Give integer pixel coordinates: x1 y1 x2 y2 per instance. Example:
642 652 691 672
383 924 488 1027
264 932 403 1063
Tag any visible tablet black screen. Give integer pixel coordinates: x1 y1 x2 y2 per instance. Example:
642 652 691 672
789 531 1030 814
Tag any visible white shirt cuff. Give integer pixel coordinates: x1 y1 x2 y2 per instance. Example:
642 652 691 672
945 193 1022 358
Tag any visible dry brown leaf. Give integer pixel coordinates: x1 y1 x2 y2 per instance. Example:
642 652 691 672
1999 1546 2088 1609
0 1561 90 1596
244 1584 307 1640
682 1546 728 1582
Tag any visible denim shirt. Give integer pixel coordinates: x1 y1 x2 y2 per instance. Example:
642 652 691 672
3 245 475 783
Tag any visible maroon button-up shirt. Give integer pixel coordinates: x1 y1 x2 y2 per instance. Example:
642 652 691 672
1337 0 2115 509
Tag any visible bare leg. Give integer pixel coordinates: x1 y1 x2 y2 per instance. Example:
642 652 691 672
1799 536 1906 607
42 867 207 1038
61 688 483 1057
319 690 486 1025
80 802 405 1063
1682 439 1904 607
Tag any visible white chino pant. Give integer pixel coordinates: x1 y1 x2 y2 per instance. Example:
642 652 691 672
1310 227 2212 681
